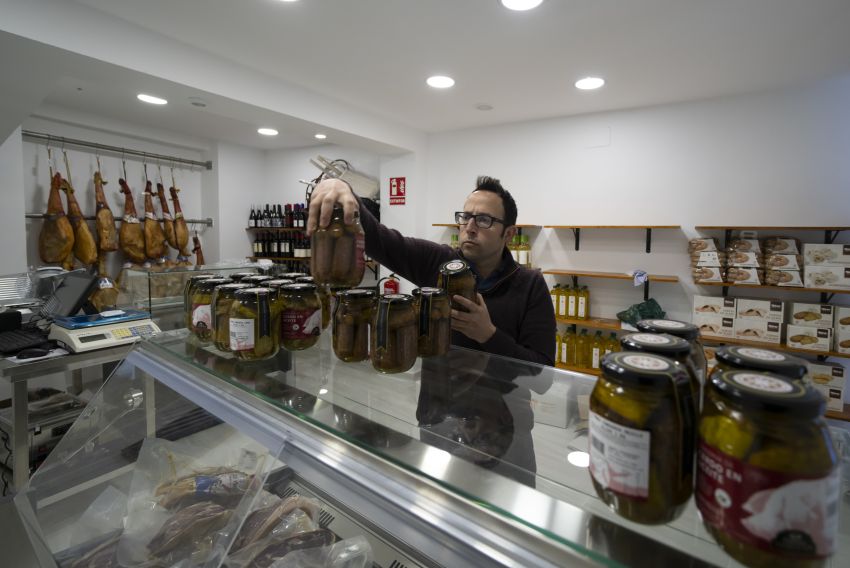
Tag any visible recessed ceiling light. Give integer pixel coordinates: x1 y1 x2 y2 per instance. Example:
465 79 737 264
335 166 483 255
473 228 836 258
257 128 279 136
137 93 168 105
314 133 327 140
475 103 494 111
279 0 299 3
319 388 328 395
501 0 544 11
426 75 455 89
188 96 207 108
567 451 590 468
575 77 605 90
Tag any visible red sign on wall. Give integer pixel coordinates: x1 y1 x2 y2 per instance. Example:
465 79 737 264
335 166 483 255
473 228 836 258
389 177 406 205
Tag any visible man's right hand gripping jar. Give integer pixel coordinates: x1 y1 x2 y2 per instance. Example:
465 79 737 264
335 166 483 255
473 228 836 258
697 369 838 567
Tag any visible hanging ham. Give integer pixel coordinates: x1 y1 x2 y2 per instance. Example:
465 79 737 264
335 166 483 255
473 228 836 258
170 186 190 256
118 179 147 264
89 252 119 312
38 172 75 265
156 182 178 250
94 171 118 252
60 177 98 266
143 181 167 259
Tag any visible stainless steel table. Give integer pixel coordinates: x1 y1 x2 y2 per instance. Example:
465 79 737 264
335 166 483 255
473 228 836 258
0 345 133 491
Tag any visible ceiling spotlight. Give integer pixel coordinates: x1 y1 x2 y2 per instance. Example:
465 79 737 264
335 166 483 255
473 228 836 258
501 0 544 11
279 0 299 3
575 77 605 90
257 128 279 136
475 103 494 111
314 133 327 140
188 97 208 108
426 75 455 89
137 93 168 105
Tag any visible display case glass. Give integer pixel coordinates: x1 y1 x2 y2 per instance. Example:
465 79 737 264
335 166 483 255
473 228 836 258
13 329 850 567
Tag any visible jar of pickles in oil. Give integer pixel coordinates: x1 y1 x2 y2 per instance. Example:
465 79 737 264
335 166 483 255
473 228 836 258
297 276 330 330
279 283 322 351
371 294 418 373
190 277 230 341
437 259 477 312
229 287 279 360
183 273 214 329
211 283 251 351
333 289 375 362
412 287 451 357
311 206 366 288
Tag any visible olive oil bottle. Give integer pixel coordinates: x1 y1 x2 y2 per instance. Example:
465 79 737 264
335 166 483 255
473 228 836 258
519 235 531 268
576 329 590 368
591 331 605 369
551 284 560 315
558 284 568 318
566 285 578 318
509 234 520 262
555 329 562 365
577 286 590 320
604 332 619 355
563 325 577 365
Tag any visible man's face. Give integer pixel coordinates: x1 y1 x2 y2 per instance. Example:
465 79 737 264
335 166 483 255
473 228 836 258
458 191 514 264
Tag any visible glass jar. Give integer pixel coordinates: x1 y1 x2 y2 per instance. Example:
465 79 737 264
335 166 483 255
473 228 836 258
264 279 295 289
281 272 308 280
297 276 330 330
228 272 259 283
241 275 274 287
229 288 279 360
212 283 251 351
190 278 230 341
590 351 696 524
620 332 700 404
714 345 807 381
183 273 215 329
371 294 418 373
697 369 838 566
279 283 322 351
636 319 707 387
333 289 376 362
412 287 451 357
437 259 477 312
311 206 366 287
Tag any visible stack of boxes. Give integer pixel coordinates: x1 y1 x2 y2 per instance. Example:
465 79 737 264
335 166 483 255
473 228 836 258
807 361 846 412
804 243 850 289
787 303 835 352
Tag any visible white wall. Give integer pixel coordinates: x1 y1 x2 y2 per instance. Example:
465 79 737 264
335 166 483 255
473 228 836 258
214 142 267 261
0 127 27 273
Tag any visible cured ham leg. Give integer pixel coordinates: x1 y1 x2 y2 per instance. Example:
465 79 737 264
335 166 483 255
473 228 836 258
38 172 75 265
170 186 190 256
60 178 98 266
157 182 178 250
89 252 119 312
143 181 167 259
94 171 118 252
118 179 147 263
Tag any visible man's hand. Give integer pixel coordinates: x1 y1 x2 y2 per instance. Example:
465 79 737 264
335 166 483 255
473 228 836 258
306 178 360 236
450 293 496 344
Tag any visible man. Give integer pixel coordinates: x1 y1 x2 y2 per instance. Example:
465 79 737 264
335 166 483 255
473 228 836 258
307 175 555 366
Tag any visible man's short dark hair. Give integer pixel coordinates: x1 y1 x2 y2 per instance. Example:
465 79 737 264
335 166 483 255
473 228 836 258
473 176 518 229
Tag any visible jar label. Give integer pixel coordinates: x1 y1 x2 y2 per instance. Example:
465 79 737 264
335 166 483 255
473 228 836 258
622 354 670 371
355 232 365 271
631 333 671 345
737 347 786 362
444 260 465 271
696 441 838 558
282 308 322 340
192 303 211 330
229 318 255 351
589 411 651 498
649 319 686 328
732 373 794 393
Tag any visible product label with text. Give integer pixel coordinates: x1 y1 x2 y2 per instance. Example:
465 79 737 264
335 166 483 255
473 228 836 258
589 411 651 498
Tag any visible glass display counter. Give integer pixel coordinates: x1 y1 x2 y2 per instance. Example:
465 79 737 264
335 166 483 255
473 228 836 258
11 329 850 567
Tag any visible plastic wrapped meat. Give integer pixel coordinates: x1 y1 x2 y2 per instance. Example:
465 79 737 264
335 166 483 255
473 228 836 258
155 467 253 509
247 529 335 568
147 501 231 558
232 495 320 552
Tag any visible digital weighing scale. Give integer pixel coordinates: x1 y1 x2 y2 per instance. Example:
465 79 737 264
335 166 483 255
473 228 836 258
48 309 161 353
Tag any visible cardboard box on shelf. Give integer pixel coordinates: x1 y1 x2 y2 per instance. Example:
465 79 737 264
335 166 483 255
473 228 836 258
836 306 850 333
725 267 763 285
804 266 850 289
764 253 803 271
689 238 718 253
763 237 800 255
790 303 835 329
693 313 735 339
736 298 785 323
727 238 761 254
690 251 725 268
786 325 833 352
692 295 736 318
836 330 850 354
734 320 782 344
727 251 763 268
692 266 724 284
806 362 846 412
765 270 803 287
803 243 850 266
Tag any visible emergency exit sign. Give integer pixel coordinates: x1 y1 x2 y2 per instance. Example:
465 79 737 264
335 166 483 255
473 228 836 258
389 177 406 205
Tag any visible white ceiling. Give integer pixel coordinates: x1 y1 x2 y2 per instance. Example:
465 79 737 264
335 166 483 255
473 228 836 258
71 0 850 134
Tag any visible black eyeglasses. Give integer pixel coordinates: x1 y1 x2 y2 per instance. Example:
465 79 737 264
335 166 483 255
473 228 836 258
454 211 506 229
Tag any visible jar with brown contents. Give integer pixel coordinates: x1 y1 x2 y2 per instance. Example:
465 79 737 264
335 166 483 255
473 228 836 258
714 345 807 381
297 276 331 329
333 289 376 362
412 287 451 357
229 287 279 360
437 259 477 312
311 206 366 287
590 352 696 525
697 370 838 567
371 294 418 373
636 319 707 387
279 283 323 351
620 332 700 405
183 274 215 329
228 272 259 283
212 283 251 351
190 278 230 341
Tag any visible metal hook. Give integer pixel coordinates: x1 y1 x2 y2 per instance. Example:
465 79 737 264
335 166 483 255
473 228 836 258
96 155 102 173
122 159 127 180
63 149 72 180
170 166 176 188
46 136 54 177
158 164 164 185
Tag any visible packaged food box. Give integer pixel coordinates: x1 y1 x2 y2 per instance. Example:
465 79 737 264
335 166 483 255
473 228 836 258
836 330 850 355
693 313 735 339
806 362 846 412
726 251 763 268
765 269 803 287
763 237 801 255
804 266 850 289
688 238 718 253
724 267 763 285
736 298 785 323
790 303 834 329
693 295 736 318
764 254 803 271
692 266 724 283
726 238 761 254
690 251 726 268
835 306 850 333
786 325 832 352
734 319 782 344
803 243 850 266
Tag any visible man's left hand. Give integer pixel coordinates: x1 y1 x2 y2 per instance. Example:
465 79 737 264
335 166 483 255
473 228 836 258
451 293 496 344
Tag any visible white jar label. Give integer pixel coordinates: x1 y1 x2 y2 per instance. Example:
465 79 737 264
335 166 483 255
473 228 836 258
737 348 786 362
631 333 671 345
589 411 651 498
732 373 794 393
622 354 670 371
229 318 255 351
649 319 686 329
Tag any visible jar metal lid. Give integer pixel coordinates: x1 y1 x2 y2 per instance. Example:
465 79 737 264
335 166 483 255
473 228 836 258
715 346 807 380
281 282 317 293
235 287 273 299
709 369 823 417
378 293 413 305
413 287 447 297
195 278 231 292
296 276 315 284
439 259 471 275
281 272 308 279
265 279 295 288
215 283 251 291
600 351 690 387
636 319 699 341
186 273 215 283
242 275 274 283
338 288 376 299
228 272 259 282
621 332 691 356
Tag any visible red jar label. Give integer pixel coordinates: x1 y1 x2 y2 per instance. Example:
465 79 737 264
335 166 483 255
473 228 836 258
282 308 321 340
696 440 838 558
